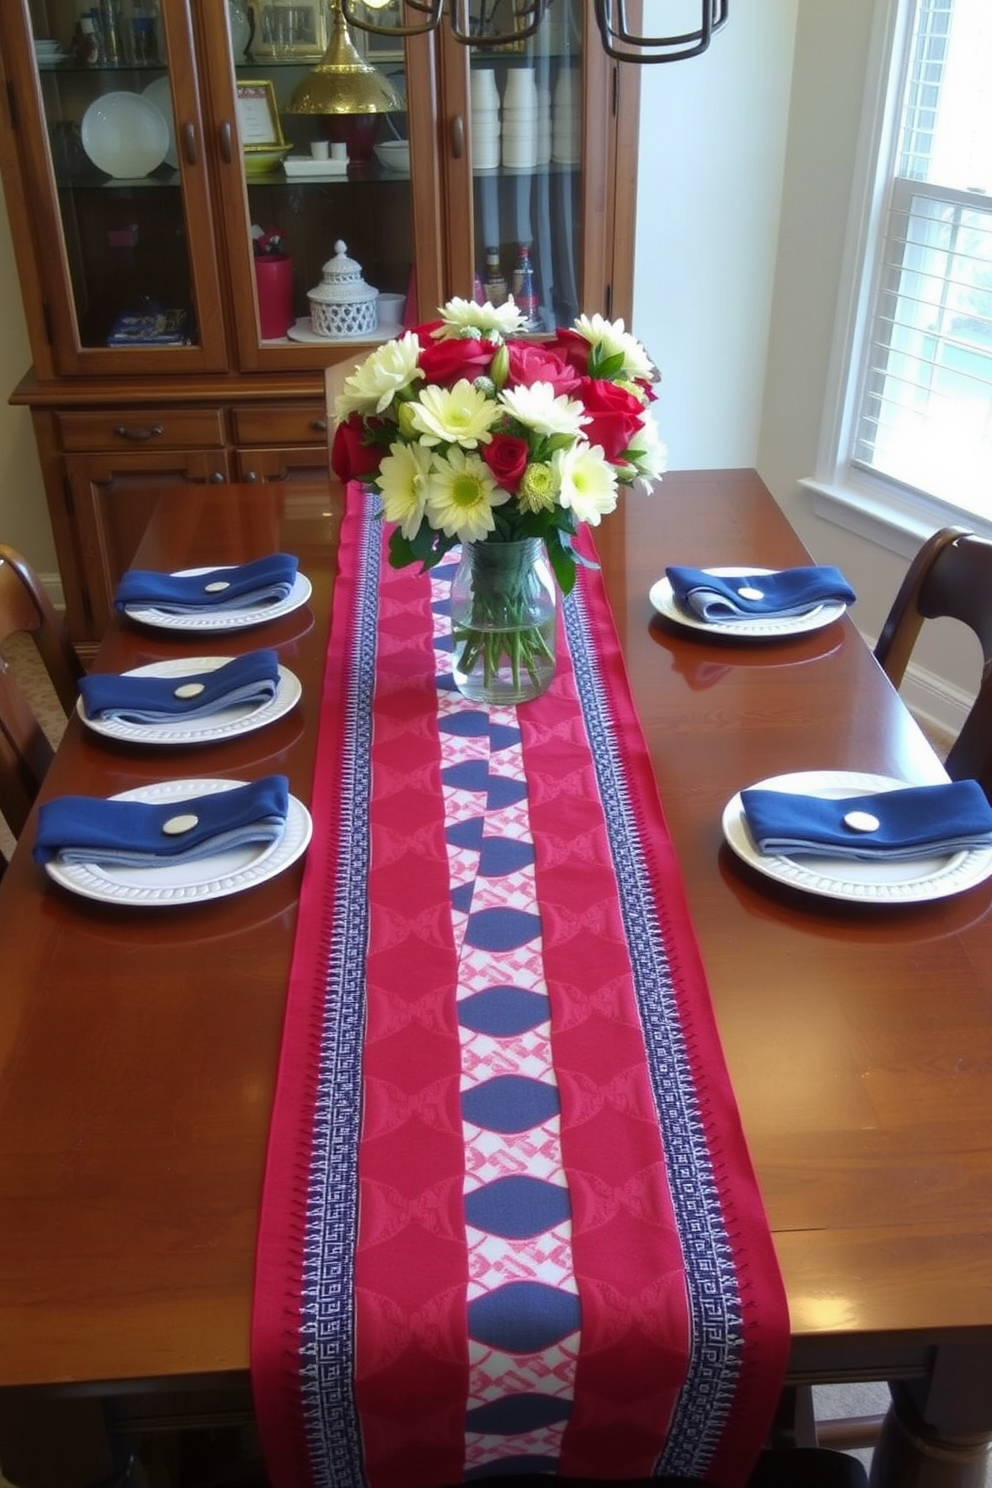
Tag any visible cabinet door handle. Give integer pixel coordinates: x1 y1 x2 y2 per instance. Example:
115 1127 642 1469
452 114 464 159
219 121 233 165
113 423 164 441
310 418 328 432
182 122 198 167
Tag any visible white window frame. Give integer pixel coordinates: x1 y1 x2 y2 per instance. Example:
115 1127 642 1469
802 0 992 562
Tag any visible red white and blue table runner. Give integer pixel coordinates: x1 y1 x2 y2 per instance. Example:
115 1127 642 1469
252 489 789 1488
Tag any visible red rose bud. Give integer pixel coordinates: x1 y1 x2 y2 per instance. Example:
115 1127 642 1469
576 378 646 461
482 434 530 492
546 327 594 377
331 414 383 482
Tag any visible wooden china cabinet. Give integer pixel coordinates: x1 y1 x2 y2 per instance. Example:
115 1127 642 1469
0 0 640 653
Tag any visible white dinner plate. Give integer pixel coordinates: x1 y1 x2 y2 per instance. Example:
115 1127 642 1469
76 656 302 745
124 569 312 633
722 770 992 904
81 92 170 178
44 777 312 907
286 317 404 346
142 76 179 169
649 567 848 639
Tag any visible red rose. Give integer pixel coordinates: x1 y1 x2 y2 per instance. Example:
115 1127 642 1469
505 341 580 395
331 414 383 482
482 434 529 492
547 328 593 377
417 336 496 386
575 378 645 460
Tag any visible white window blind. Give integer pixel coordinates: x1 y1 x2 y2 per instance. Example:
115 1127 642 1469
851 0 992 515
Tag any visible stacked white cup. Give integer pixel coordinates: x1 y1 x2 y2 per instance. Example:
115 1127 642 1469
501 66 538 170
552 66 581 165
471 69 500 172
536 83 551 167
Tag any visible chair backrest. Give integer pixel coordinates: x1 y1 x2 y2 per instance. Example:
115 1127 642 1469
0 543 83 841
874 526 992 792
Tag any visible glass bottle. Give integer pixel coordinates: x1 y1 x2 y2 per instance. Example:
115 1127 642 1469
482 248 507 307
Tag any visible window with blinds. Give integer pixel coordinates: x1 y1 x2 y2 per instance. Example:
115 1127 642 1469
851 0 991 514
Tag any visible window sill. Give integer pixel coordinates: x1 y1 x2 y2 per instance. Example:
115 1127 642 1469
800 473 992 559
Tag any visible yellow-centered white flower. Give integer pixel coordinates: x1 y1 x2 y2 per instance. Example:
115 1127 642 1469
625 410 668 482
335 332 423 418
377 441 433 539
573 313 655 382
552 444 618 525
425 449 510 542
435 297 528 339
498 381 589 438
408 379 502 448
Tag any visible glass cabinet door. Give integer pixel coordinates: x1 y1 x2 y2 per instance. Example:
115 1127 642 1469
198 0 443 369
469 0 585 330
15 0 228 373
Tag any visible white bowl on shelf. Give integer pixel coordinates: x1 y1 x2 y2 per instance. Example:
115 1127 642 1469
374 140 410 173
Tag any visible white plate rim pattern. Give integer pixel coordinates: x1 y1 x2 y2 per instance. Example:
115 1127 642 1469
124 569 312 632
44 777 312 907
722 769 992 904
649 566 848 639
76 656 302 745
80 91 170 178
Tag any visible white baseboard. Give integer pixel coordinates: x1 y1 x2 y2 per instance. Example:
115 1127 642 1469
40 571 65 611
894 661 970 743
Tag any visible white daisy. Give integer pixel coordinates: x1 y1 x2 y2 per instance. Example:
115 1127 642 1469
498 381 589 438
425 449 510 541
625 410 668 483
552 444 619 526
572 313 655 382
334 332 424 418
408 379 502 448
377 441 433 539
435 297 528 340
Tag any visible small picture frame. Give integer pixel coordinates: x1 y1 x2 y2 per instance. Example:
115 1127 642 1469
347 1 406 63
252 3 329 60
235 81 286 150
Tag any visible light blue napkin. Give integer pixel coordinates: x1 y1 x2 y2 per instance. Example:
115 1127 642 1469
34 774 290 868
79 650 281 725
740 779 992 861
666 564 856 622
114 554 298 614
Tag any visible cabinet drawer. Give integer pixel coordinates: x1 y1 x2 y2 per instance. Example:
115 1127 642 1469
233 402 328 446
56 408 226 452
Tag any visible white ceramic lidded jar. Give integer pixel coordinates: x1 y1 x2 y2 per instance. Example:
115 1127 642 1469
307 241 379 339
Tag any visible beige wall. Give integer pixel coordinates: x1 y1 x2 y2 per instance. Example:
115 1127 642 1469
0 191 55 576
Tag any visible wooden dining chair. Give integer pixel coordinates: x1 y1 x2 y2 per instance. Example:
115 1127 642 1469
0 542 83 842
874 526 992 796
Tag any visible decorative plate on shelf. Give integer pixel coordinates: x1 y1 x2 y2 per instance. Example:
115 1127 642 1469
81 92 170 178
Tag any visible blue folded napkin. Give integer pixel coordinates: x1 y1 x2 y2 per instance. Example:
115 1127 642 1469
665 565 856 622
740 779 992 861
33 774 290 868
114 554 298 614
78 650 281 725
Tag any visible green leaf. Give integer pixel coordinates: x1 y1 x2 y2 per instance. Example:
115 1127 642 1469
545 528 577 595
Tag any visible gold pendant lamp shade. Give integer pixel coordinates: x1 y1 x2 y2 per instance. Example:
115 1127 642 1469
288 1 402 116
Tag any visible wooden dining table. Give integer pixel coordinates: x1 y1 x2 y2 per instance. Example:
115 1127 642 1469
2 469 992 1488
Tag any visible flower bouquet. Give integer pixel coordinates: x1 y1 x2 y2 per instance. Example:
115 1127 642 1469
331 296 665 700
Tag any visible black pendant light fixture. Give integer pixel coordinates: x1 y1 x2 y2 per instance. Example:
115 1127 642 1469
341 0 729 63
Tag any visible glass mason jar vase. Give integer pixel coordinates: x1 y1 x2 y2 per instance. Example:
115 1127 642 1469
449 537 557 704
